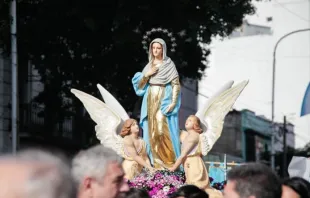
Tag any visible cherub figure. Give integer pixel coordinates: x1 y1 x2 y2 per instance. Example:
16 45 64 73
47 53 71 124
71 84 156 180
157 80 249 198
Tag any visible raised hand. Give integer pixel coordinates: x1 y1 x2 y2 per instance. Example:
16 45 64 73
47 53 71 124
145 67 159 78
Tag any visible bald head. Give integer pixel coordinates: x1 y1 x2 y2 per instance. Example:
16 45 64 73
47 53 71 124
0 150 75 198
0 160 36 198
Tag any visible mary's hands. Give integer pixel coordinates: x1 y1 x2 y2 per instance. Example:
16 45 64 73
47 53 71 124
145 67 159 78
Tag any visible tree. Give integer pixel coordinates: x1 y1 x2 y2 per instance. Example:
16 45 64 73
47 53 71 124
0 0 255 144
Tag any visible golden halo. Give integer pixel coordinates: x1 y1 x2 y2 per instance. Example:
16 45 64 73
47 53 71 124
141 27 177 54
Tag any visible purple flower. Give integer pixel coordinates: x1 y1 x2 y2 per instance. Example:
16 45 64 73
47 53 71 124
128 170 186 198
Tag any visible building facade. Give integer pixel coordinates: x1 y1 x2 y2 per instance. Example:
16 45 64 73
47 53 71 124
207 109 295 164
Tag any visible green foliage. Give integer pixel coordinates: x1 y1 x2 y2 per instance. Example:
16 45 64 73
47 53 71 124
0 0 255 144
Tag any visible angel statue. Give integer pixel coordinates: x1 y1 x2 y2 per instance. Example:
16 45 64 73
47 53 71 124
132 38 181 168
71 84 156 180
156 80 249 198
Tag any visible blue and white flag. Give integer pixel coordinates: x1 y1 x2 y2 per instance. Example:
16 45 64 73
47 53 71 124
301 82 310 117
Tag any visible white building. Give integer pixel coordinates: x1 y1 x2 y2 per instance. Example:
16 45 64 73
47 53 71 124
199 0 310 149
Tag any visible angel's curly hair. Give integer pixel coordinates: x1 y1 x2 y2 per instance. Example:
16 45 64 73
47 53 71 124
188 115 203 134
120 119 137 137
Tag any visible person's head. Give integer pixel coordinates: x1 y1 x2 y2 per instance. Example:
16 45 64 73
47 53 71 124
282 177 310 198
185 115 203 133
225 162 282 198
169 185 209 198
148 38 167 61
0 149 75 198
72 145 129 198
122 188 150 198
120 119 139 138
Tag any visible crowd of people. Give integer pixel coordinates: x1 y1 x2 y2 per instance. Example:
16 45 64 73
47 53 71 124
0 144 309 198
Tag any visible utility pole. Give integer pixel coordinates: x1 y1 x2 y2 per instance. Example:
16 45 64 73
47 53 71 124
10 0 18 154
271 28 310 170
282 115 287 177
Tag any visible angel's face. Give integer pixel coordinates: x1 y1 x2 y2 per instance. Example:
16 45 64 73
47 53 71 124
185 117 194 130
130 121 140 134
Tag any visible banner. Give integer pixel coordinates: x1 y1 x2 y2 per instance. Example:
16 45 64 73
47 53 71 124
301 82 310 117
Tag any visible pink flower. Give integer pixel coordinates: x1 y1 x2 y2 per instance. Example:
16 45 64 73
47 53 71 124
128 170 186 198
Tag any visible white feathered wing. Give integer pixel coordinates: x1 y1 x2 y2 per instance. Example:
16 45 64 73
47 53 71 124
97 84 129 133
196 80 249 156
71 88 124 157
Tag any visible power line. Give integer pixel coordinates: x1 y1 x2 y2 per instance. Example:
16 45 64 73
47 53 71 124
276 0 309 5
290 125 310 139
200 86 271 114
280 55 310 59
274 127 309 146
182 84 209 99
200 86 270 105
274 0 310 22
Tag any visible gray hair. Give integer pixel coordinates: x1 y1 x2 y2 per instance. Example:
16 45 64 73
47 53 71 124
16 149 76 198
71 145 121 185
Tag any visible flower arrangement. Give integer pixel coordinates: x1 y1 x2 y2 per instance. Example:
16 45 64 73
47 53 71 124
212 181 226 191
209 177 226 190
128 170 226 198
128 169 185 198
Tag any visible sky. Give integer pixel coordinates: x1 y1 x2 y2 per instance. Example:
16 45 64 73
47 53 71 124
198 0 310 148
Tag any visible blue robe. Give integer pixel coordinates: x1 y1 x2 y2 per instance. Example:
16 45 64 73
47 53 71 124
132 72 181 164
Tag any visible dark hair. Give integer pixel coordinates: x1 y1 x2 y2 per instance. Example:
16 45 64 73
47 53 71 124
123 188 150 198
283 177 310 198
169 185 209 198
227 162 282 198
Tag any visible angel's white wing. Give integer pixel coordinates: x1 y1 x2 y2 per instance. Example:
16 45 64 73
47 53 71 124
196 80 234 127
196 80 249 156
97 84 130 133
97 84 129 122
71 89 124 156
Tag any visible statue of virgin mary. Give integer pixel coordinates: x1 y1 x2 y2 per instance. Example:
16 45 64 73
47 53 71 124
132 38 181 168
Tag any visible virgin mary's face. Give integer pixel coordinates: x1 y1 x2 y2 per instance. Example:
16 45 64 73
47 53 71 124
152 42 163 59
